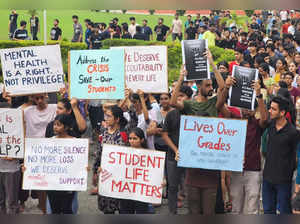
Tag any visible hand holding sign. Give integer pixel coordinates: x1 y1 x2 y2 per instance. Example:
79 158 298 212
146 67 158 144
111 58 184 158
70 98 79 109
252 80 261 96
179 64 187 80
225 76 236 89
203 49 213 66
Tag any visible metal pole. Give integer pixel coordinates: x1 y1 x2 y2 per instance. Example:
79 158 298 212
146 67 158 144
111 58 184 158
43 10 47 45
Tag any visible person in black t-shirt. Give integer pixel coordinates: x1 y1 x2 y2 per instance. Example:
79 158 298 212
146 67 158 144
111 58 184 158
9 10 18 39
154 18 170 42
50 19 62 41
89 24 103 49
262 96 300 214
121 23 132 39
185 21 197 40
218 28 235 49
141 19 153 41
29 15 39 40
133 26 146 41
112 18 122 39
162 86 193 214
13 20 29 40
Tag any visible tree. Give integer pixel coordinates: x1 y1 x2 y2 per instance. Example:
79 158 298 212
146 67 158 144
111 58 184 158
176 10 186 16
219 11 250 31
148 9 155 15
245 10 255 18
27 9 38 17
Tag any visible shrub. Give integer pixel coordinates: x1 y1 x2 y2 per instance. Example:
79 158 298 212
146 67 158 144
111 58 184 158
0 40 235 86
245 10 255 18
176 10 186 16
102 39 235 84
122 9 127 14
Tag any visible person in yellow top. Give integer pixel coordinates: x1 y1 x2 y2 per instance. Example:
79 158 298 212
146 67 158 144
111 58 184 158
274 58 288 83
259 63 275 97
203 23 216 47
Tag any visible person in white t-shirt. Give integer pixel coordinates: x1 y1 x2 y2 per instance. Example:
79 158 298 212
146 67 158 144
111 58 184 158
171 13 183 42
23 93 57 214
128 17 138 38
129 90 161 150
280 10 289 21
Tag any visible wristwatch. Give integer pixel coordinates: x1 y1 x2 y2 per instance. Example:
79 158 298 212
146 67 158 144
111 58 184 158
256 94 263 99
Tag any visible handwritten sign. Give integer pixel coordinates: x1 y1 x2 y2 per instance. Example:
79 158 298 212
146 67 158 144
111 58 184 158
112 46 168 93
228 65 259 110
23 138 89 191
181 39 210 80
178 116 247 172
0 109 24 158
69 49 125 99
99 144 166 204
0 45 64 96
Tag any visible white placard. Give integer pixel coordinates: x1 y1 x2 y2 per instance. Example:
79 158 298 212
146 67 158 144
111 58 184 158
0 108 24 158
112 46 168 93
0 45 65 96
99 144 166 204
23 138 89 191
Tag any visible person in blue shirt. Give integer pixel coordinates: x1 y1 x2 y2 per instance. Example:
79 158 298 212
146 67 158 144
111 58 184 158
184 15 192 32
84 19 93 49
141 19 153 41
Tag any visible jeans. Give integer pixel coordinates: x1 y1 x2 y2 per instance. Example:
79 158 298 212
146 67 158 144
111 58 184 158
167 160 185 214
172 33 182 41
0 171 20 214
47 191 74 214
230 171 261 214
119 199 150 214
46 191 78 214
262 179 292 214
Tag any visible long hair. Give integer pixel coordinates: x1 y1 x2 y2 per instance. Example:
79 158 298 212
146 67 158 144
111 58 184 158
58 98 75 118
108 105 128 131
54 114 73 130
128 127 148 149
130 93 152 110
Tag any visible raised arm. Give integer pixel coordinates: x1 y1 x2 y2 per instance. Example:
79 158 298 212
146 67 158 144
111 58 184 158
252 80 268 128
70 98 87 132
170 65 186 111
216 76 236 117
205 48 225 90
137 89 149 123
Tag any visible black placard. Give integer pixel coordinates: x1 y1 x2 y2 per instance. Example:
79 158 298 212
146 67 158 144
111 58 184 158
228 65 258 110
181 39 210 80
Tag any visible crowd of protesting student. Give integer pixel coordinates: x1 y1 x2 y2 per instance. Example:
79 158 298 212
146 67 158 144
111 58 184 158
1 9 300 215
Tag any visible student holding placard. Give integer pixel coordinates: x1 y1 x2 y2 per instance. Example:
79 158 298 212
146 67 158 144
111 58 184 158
170 50 232 215
46 114 76 214
94 105 128 214
23 93 57 214
0 101 22 214
45 98 87 214
162 86 193 214
100 127 152 214
222 79 269 214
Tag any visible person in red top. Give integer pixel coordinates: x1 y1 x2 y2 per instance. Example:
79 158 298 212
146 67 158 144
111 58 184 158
229 48 244 74
284 71 300 104
236 32 248 52
282 19 291 34
222 79 268 214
